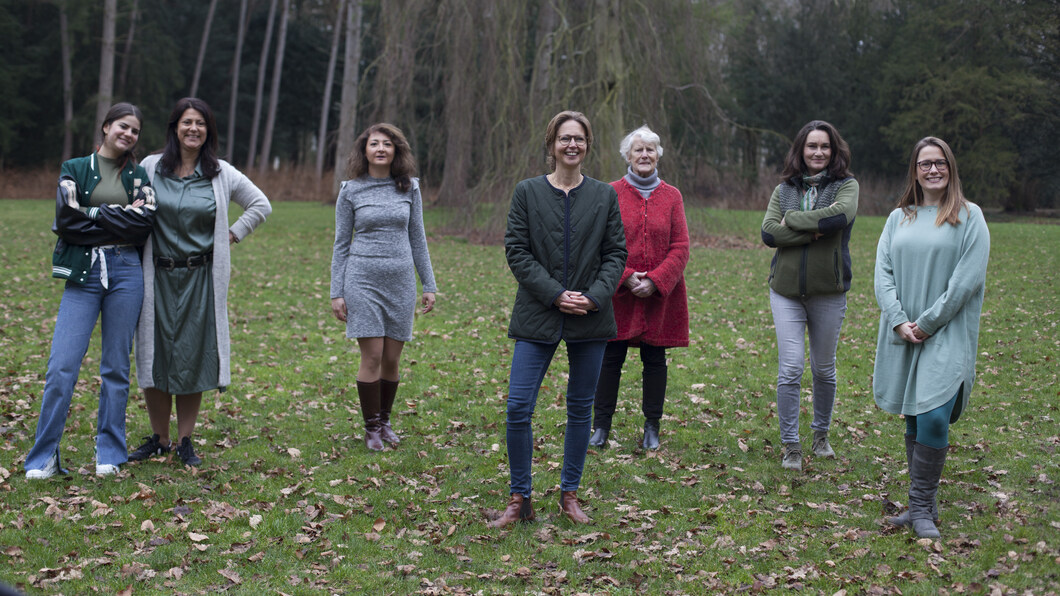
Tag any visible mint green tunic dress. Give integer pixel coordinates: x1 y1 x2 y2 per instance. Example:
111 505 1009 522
150 164 219 393
872 204 990 421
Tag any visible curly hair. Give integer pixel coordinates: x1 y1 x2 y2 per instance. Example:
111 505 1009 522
779 120 852 183
347 123 417 193
896 137 967 227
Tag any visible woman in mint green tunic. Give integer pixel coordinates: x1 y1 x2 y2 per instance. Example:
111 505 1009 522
873 137 989 539
130 98 271 467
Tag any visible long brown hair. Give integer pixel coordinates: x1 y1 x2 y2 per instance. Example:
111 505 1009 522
544 110 593 172
347 123 416 193
158 97 221 179
99 102 144 167
897 137 967 226
779 120 852 182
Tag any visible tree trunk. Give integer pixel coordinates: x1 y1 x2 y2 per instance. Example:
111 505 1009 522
332 0 364 196
93 0 117 147
116 0 139 98
59 0 73 161
225 0 249 161
435 0 474 207
258 0 290 177
247 0 279 170
315 0 346 179
530 0 558 106
190 0 219 98
375 0 425 124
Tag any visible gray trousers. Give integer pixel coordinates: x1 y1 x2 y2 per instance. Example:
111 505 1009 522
769 289 847 444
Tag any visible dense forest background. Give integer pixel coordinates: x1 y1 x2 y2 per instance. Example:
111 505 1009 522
2 0 1057 212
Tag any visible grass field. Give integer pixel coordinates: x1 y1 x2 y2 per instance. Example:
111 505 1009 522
0 198 1057 594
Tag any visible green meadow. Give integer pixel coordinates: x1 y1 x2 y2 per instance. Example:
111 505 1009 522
0 199 1057 594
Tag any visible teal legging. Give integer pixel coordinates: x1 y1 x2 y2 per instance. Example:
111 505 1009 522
904 389 960 449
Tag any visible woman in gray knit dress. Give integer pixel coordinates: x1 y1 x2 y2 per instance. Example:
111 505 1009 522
330 123 437 451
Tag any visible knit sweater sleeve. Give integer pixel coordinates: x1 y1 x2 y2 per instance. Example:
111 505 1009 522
408 181 437 293
646 187 689 296
784 179 859 234
761 185 813 247
330 182 354 299
914 204 990 336
874 210 910 333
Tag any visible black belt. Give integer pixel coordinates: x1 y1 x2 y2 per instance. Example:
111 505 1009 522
154 252 213 271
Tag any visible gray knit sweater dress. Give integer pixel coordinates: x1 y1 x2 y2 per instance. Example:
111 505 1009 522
330 176 437 341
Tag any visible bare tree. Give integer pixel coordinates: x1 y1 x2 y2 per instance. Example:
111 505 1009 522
93 0 118 146
226 0 249 161
315 0 346 180
332 0 364 196
189 0 219 98
116 0 139 97
59 0 74 161
258 0 290 177
247 0 279 170
435 0 475 207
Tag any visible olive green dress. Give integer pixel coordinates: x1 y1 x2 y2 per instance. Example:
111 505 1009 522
150 164 219 393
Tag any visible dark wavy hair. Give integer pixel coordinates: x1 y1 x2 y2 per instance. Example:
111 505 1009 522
159 97 220 179
897 137 967 227
544 110 593 172
347 123 416 193
99 102 144 166
779 120 852 182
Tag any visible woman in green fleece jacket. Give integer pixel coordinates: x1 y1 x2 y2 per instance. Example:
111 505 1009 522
874 137 989 539
761 120 859 473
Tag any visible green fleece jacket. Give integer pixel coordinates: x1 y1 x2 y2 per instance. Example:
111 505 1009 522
504 175 627 343
761 177 859 297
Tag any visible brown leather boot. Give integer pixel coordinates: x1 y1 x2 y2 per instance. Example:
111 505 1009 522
488 493 534 528
379 378 401 445
560 490 590 524
356 380 384 451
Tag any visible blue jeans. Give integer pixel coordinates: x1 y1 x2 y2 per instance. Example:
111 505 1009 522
769 289 847 444
505 339 607 496
25 246 143 471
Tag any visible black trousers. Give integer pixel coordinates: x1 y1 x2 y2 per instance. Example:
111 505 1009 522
592 340 667 428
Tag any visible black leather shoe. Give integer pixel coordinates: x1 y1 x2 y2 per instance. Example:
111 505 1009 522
642 419 660 450
588 427 609 449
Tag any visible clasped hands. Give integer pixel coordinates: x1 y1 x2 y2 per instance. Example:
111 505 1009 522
554 290 595 315
625 271 656 298
895 321 930 343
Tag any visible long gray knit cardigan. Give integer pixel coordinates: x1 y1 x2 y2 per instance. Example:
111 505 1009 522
135 155 272 390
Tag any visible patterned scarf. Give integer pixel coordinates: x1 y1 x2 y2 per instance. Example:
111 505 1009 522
776 173 847 214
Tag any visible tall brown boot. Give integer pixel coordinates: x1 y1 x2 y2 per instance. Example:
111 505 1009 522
488 493 534 528
379 378 401 445
356 380 384 451
560 490 590 524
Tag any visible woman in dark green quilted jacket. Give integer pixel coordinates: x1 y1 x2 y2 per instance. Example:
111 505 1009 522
489 111 626 529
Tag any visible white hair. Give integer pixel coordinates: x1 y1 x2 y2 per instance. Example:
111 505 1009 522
619 125 664 163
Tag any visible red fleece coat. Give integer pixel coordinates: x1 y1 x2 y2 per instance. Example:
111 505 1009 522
610 178 690 347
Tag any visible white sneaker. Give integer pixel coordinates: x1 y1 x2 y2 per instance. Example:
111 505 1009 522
95 463 119 476
26 454 59 479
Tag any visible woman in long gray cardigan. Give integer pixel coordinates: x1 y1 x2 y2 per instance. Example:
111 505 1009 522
128 98 271 467
489 111 626 528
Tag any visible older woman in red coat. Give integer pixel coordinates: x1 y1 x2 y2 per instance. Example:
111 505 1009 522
589 125 690 451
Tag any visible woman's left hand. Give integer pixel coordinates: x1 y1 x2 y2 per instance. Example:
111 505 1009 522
910 322 931 341
631 274 656 298
421 292 436 314
229 231 238 245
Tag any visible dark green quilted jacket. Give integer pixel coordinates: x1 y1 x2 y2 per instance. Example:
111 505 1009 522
504 175 627 343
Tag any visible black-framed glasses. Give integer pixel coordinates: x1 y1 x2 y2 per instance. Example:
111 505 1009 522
916 159 949 172
558 135 587 147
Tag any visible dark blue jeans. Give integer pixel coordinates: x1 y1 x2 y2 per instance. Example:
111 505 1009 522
26 246 143 471
505 339 607 497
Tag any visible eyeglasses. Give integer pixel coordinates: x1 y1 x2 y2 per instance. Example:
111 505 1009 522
916 159 949 172
558 135 587 147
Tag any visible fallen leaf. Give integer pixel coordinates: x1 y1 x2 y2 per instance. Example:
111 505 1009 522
218 568 243 584
372 517 385 532
249 515 263 529
188 532 209 542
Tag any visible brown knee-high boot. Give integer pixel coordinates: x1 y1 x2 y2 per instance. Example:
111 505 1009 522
356 380 384 451
379 378 401 445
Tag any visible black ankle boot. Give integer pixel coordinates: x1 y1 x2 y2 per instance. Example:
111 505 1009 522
642 419 660 450
588 427 610 449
